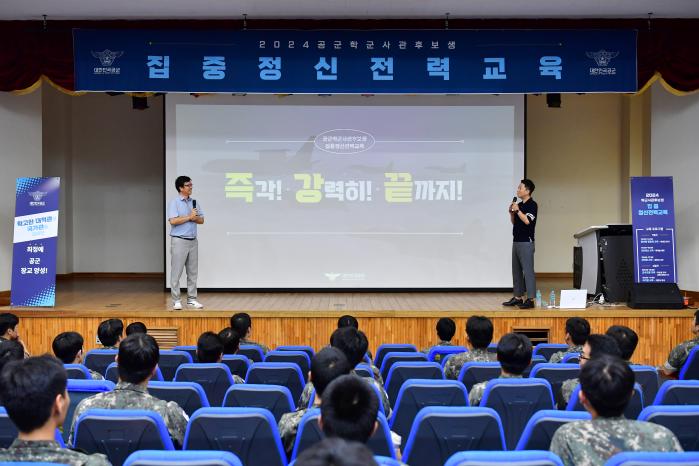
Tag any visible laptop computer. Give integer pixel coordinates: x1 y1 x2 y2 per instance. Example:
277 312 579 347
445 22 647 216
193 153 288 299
559 289 588 309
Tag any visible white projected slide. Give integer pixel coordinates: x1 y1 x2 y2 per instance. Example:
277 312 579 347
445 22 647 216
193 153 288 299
165 94 524 288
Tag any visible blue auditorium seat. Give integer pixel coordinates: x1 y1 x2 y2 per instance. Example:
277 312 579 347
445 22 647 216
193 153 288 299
529 363 579 397
532 344 569 362
458 362 501 392
653 380 699 405
515 410 591 450
275 345 315 360
561 352 581 364
567 383 644 419
680 347 699 380
379 351 428 382
427 346 468 363
245 362 305 404
183 407 287 466
384 361 443 407
522 355 548 378
354 363 374 378
221 355 251 380
0 407 65 448
402 407 506 466
64 363 92 379
445 450 564 466
158 350 193 381
83 349 118 376
64 379 115 443
147 381 209 417
305 383 385 416
374 457 405 466
238 345 265 363
638 405 699 451
105 362 163 384
124 450 243 466
603 452 699 466
172 345 198 363
73 409 174 466
174 363 235 407
630 365 660 407
223 384 295 421
374 344 417 370
264 351 311 382
487 343 498 354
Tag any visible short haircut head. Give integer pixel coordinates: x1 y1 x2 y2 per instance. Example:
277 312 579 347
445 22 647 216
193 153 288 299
586 334 622 359
606 326 639 361
330 327 369 367
117 333 159 384
294 437 378 466
218 327 241 355
175 175 191 193
230 312 252 337
52 331 84 364
521 178 535 194
0 356 67 432
496 333 532 375
580 355 634 417
98 319 124 347
0 340 26 374
436 318 456 341
565 317 591 345
125 322 147 336
0 313 19 336
466 316 494 349
337 315 359 329
321 375 379 443
197 331 223 363
312 347 352 398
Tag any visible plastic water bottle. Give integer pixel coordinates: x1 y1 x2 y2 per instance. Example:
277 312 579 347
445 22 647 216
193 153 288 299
549 290 556 308
535 290 542 308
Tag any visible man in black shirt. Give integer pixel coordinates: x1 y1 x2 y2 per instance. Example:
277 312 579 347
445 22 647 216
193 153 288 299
503 179 538 309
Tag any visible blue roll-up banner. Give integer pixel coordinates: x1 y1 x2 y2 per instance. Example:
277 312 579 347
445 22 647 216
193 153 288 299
73 29 637 94
630 176 677 284
11 177 60 307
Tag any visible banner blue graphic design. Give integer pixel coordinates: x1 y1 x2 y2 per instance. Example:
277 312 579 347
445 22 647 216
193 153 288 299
74 29 637 94
11 177 60 307
630 176 677 284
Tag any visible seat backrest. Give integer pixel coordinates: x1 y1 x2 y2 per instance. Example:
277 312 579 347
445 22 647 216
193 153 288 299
0 407 18 448
379 352 428 382
245 362 305 404
532 344 569 362
653 380 699 405
354 363 374 378
275 345 315 361
603 451 699 466
174 363 234 407
561 353 581 364
73 408 174 466
402 407 506 466
374 456 405 466
515 409 591 451
124 450 244 466
147 381 210 417
64 379 115 443
427 346 468 363
83 349 118 376
221 355 251 380
522 356 548 378
567 383 644 419
638 405 699 451
390 379 469 441
458 362 502 392
172 345 198 363
680 347 699 380
105 363 164 384
290 408 394 461
304 383 386 416
223 384 295 422
444 450 564 466
264 351 311 383
529 364 580 397
183 407 287 466
385 362 443 407
158 350 194 381
487 343 498 354
238 345 265 363
481 378 555 449
630 365 660 408
374 344 417 369
64 363 91 379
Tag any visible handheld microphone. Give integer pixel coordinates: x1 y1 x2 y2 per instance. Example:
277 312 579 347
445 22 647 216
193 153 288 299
192 199 197 209
512 197 517 204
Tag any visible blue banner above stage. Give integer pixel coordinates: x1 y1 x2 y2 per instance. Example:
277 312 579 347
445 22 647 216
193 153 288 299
73 29 637 94
630 177 677 284
11 177 60 307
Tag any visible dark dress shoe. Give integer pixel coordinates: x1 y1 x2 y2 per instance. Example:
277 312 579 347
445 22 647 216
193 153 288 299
502 297 524 306
518 299 535 309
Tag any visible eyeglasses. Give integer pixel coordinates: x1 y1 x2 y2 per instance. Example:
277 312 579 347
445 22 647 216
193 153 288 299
579 354 590 361
184 183 193 187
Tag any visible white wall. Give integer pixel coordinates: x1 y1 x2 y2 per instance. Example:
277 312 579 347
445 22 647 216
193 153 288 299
651 83 699 292
0 89 43 290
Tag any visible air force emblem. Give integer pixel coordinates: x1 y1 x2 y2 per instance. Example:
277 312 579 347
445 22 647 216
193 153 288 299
586 50 619 67
91 49 124 67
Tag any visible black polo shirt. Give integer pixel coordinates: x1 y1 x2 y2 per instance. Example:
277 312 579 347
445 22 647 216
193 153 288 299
513 198 538 242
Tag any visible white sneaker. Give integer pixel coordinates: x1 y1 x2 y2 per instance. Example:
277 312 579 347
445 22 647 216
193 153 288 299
173 301 183 310
187 299 204 309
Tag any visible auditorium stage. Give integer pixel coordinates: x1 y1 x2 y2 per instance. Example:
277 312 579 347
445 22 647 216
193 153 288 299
2 275 695 367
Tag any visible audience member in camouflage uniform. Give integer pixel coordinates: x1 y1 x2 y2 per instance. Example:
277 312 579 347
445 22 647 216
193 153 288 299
125 321 147 336
68 333 188 448
551 356 682 466
0 355 111 466
0 312 30 357
558 334 622 409
549 317 590 363
196 330 245 384
606 325 639 364
662 310 699 377
444 316 497 380
53 331 105 380
278 347 351 456
231 312 270 354
298 327 392 418
97 318 123 349
468 332 532 406
0 340 25 376
421 318 457 355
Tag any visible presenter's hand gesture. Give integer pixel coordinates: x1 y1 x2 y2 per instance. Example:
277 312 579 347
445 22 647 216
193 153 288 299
190 208 199 220
511 202 520 213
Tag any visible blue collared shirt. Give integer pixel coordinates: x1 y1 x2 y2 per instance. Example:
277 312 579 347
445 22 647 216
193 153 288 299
168 196 204 239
